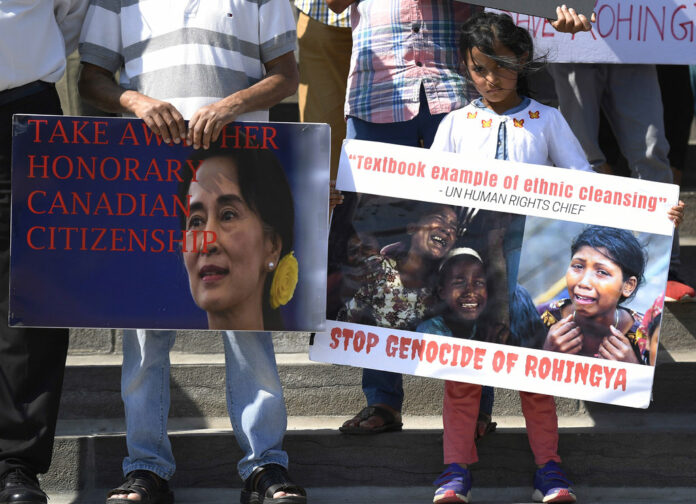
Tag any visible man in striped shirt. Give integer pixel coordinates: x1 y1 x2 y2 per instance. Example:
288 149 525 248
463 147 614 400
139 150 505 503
78 1 302 503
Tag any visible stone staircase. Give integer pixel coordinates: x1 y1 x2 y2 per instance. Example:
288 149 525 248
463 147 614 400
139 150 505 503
37 190 696 503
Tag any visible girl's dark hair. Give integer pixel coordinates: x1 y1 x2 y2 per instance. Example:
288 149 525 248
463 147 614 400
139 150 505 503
570 225 646 303
179 134 295 329
459 11 543 97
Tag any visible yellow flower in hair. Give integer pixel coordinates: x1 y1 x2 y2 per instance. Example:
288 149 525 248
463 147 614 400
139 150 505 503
270 251 298 309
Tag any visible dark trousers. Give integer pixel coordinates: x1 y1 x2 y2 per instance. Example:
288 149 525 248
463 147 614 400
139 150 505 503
0 85 69 477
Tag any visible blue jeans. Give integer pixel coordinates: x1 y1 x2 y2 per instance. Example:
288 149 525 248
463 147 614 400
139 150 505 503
121 330 288 481
347 86 448 411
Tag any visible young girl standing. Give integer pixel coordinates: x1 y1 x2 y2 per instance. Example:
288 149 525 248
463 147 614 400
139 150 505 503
430 12 685 504
430 12 590 504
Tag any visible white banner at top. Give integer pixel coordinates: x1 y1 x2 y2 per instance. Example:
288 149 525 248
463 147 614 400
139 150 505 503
489 0 696 64
336 139 680 236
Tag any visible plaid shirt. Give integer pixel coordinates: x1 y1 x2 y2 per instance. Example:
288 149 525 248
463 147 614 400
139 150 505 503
346 0 482 123
294 0 350 28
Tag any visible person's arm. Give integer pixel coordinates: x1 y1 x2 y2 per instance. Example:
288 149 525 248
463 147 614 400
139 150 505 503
55 0 90 55
78 62 187 144
551 4 596 33
327 0 356 14
186 50 299 149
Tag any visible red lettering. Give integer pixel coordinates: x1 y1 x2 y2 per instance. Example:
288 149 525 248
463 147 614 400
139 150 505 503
244 126 259 148
425 341 438 363
28 119 48 142
615 369 627 391
94 193 114 215
141 123 164 146
386 335 398 357
27 155 50 178
398 337 411 359
589 364 602 387
90 228 107 251
411 339 425 360
366 333 379 354
124 158 141 181
72 121 91 144
111 228 126 252
27 226 44 249
329 327 341 349
506 353 518 373
439 343 451 365
120 122 140 145
48 192 68 214
492 350 505 372
262 126 278 149
450 344 460 367
602 366 616 388
27 191 46 214
525 355 538 377
151 229 165 253
473 348 485 370
94 121 108 144
48 120 68 143
460 346 473 368
354 330 366 352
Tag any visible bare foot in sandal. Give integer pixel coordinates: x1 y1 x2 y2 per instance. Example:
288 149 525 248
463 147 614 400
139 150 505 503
339 404 403 434
106 470 173 504
241 464 306 503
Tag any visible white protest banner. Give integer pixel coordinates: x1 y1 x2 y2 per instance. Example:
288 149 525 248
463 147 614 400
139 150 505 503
457 0 595 18
490 0 696 63
335 140 677 236
310 139 679 408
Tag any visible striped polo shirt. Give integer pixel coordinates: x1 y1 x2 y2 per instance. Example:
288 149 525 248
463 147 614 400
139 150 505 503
79 0 296 121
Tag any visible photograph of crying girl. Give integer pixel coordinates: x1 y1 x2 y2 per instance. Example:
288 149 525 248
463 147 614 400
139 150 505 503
178 139 322 331
536 225 654 364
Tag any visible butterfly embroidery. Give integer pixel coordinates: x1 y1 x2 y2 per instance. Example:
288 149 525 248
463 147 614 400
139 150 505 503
529 111 540 119
467 112 478 119
481 119 492 128
513 118 524 128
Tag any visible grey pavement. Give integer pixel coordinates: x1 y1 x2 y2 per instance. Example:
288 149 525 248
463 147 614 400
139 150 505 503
44 487 696 504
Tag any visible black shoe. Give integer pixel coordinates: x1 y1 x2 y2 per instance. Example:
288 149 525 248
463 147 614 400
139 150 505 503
0 468 47 504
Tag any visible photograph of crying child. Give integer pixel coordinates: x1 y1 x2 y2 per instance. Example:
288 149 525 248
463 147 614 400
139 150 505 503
519 217 672 367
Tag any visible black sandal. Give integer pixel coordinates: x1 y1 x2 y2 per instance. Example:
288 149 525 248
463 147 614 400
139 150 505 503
240 464 307 504
106 470 174 504
339 405 403 434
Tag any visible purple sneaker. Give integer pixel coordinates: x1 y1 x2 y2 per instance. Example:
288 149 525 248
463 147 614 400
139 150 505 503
433 463 472 503
532 461 576 503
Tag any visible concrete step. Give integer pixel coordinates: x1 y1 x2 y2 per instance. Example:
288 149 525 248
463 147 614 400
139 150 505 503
67 302 695 358
58 299 696 421
58 348 696 422
43 413 696 492
38 486 696 504
67 330 311 356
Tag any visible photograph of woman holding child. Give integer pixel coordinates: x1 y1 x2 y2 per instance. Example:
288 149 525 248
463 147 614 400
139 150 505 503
537 225 650 364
